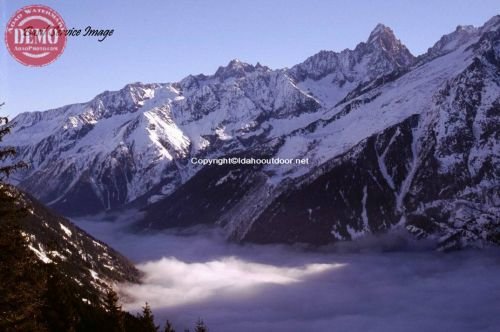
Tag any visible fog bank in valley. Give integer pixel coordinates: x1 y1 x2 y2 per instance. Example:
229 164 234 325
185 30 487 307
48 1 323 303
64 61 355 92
74 215 500 332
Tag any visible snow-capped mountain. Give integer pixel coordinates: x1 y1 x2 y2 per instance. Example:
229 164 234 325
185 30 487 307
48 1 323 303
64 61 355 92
289 23 415 107
3 16 499 249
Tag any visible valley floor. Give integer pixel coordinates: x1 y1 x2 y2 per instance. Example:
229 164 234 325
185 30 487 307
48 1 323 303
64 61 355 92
74 215 500 332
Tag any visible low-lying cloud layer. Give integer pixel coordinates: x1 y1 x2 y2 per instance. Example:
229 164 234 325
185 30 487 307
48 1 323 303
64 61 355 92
121 257 343 308
75 216 500 332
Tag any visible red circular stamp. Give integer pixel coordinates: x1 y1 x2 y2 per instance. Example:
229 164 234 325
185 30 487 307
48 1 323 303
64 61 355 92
4 5 67 67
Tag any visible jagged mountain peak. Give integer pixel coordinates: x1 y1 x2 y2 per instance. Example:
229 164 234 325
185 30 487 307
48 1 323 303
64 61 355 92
455 24 476 33
227 58 246 67
214 59 265 79
75 82 160 119
288 22 415 85
14 82 165 127
96 82 159 101
363 23 415 64
420 24 479 62
286 24 414 108
367 23 396 43
419 15 498 63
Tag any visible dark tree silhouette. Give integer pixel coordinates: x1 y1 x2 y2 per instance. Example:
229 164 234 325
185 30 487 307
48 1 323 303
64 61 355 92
194 318 208 332
103 289 125 332
43 264 80 332
0 112 27 180
163 319 176 332
140 302 159 332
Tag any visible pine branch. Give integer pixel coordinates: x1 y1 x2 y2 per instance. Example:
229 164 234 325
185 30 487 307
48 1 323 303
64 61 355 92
0 125 11 141
0 161 28 181
0 147 17 161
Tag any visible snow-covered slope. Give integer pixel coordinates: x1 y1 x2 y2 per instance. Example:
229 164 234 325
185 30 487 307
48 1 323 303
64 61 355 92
237 16 500 249
5 60 323 215
0 184 140 300
3 16 499 249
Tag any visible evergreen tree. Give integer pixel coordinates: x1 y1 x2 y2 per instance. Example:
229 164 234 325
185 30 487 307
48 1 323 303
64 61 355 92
43 264 79 332
0 114 27 180
104 289 125 332
139 302 159 332
163 319 176 332
194 318 208 332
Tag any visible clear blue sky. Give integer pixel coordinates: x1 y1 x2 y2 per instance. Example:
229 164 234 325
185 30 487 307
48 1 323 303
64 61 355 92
1 0 498 116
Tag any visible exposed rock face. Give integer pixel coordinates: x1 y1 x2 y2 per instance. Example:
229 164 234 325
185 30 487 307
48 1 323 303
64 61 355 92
3 16 499 249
